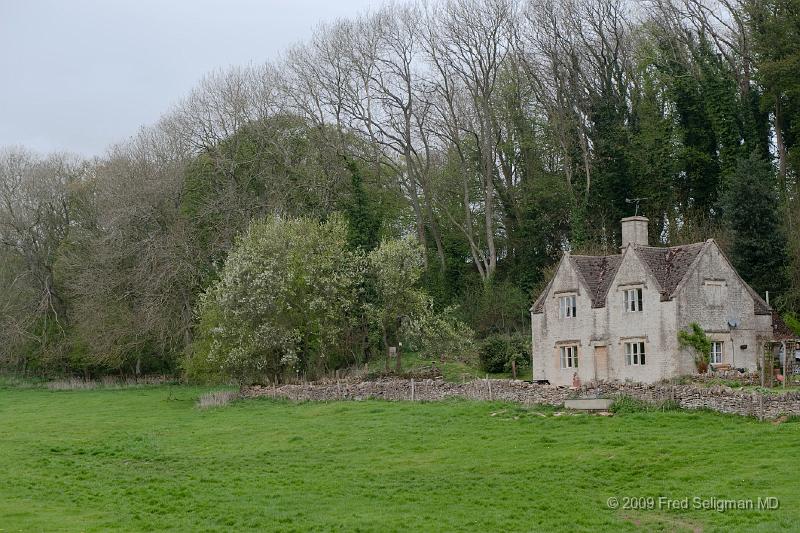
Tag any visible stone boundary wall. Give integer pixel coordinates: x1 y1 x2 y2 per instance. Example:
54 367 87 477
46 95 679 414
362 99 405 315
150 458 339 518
243 378 800 420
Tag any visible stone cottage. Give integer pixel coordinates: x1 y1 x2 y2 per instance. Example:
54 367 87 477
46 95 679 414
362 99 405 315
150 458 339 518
530 216 779 386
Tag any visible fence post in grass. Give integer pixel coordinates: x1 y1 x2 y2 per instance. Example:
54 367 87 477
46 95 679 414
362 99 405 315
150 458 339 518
411 378 415 401
486 374 493 401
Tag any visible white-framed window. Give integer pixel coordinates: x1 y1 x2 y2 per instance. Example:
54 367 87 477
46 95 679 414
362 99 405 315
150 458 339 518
559 295 577 318
560 345 579 369
624 288 643 312
711 341 723 364
624 341 646 366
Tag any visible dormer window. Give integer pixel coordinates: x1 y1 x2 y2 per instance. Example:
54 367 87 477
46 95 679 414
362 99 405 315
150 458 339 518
624 288 643 312
559 295 577 318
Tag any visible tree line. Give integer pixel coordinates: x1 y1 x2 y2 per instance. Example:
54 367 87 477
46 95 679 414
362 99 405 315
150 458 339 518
1 0 798 380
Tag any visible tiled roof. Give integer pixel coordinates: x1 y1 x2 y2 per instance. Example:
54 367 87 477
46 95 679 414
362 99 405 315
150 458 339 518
571 255 623 308
532 240 773 315
772 312 799 341
531 277 553 314
752 293 771 315
632 242 706 300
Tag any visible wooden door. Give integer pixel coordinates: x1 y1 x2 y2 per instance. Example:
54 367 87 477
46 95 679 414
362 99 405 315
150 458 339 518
594 346 608 381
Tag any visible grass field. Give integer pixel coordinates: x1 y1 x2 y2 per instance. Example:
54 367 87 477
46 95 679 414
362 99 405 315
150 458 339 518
0 386 798 532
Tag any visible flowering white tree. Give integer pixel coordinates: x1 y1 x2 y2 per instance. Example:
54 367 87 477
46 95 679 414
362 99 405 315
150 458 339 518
367 236 429 361
194 215 364 382
189 221 475 383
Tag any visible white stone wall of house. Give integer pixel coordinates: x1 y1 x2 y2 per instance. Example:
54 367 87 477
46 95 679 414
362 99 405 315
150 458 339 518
674 243 773 372
532 256 605 386
605 248 679 384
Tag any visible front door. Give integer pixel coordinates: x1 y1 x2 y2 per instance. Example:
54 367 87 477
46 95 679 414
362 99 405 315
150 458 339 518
594 346 608 381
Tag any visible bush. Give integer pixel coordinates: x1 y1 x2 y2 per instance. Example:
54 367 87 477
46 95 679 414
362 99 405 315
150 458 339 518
404 305 478 363
190 215 364 384
479 333 530 373
784 313 800 337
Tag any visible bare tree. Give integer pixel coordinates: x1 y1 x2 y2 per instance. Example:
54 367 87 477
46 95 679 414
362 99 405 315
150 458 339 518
0 148 84 370
422 0 516 279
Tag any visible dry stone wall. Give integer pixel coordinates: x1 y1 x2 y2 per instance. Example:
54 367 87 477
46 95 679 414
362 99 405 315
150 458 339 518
243 378 800 420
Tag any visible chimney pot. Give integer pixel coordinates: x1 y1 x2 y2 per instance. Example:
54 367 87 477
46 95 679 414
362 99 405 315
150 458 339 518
621 216 649 248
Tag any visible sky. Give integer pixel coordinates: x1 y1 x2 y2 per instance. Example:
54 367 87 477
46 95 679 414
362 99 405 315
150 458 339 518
0 0 377 157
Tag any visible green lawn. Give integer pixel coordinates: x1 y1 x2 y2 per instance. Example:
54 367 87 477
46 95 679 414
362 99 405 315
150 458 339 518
0 386 798 532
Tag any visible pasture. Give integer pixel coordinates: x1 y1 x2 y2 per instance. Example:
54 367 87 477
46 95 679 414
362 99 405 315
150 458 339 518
0 385 798 531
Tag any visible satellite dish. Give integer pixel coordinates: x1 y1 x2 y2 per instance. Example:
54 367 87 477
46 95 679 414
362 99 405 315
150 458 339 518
727 317 740 329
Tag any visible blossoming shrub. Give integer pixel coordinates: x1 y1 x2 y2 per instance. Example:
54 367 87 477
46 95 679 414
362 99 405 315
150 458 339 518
191 215 364 383
187 217 476 383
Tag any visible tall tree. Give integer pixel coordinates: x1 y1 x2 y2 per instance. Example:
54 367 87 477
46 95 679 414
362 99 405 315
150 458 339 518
721 152 788 298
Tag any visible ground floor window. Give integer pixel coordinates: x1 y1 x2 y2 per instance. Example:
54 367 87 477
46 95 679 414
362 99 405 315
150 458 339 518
711 341 723 364
560 345 578 369
624 341 646 366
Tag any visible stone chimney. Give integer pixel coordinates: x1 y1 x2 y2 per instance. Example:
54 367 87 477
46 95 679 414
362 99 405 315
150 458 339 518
621 216 649 248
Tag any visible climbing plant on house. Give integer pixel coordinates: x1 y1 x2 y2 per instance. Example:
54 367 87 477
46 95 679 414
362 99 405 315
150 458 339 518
678 323 713 373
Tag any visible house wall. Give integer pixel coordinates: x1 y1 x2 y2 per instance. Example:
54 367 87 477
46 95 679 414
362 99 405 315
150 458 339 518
604 249 679 383
531 256 604 385
532 241 775 385
673 243 772 372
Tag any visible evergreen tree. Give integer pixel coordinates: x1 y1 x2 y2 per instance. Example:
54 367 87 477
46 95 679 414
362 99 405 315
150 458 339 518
343 160 382 252
749 0 800 311
721 152 788 298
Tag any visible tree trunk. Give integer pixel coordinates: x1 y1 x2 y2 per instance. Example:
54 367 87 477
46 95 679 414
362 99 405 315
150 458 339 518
482 118 497 278
422 192 446 272
405 179 428 269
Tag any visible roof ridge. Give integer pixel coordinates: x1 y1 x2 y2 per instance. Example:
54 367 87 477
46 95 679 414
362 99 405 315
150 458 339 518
569 253 623 258
632 241 706 251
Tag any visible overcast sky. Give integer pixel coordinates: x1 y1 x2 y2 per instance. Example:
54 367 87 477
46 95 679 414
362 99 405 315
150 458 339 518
0 0 376 157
